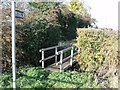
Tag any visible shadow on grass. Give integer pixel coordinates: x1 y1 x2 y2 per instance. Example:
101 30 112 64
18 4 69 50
17 72 83 86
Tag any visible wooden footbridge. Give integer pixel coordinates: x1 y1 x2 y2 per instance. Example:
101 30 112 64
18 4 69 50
39 45 79 72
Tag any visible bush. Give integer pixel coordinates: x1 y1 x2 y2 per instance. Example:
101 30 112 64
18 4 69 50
76 28 118 88
16 17 61 66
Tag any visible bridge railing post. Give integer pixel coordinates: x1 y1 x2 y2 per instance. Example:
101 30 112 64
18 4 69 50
70 46 74 66
42 50 44 68
55 47 57 64
60 51 63 72
78 48 80 54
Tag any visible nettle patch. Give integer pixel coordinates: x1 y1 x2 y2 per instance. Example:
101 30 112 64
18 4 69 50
0 67 99 88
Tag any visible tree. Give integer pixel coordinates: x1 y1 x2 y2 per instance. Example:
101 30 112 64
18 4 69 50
27 2 77 41
68 1 87 15
67 0 95 28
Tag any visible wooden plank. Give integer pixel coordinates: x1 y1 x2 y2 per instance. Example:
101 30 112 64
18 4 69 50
47 62 59 69
45 67 60 72
62 59 76 70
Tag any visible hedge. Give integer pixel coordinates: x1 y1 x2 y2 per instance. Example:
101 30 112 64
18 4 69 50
76 28 118 87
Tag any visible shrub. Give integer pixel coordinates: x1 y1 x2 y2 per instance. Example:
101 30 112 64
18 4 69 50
16 17 61 66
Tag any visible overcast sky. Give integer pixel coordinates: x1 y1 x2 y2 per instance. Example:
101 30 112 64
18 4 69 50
84 0 119 30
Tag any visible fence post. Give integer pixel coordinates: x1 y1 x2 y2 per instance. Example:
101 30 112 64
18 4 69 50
70 47 74 66
55 47 57 64
42 50 44 68
60 51 63 72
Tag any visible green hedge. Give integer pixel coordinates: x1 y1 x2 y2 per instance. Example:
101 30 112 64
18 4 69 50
76 28 118 88
76 28 118 72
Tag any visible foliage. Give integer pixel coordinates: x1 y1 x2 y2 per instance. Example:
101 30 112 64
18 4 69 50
57 6 77 40
67 0 95 28
48 71 99 88
76 28 118 88
1 2 95 69
27 2 93 40
0 67 99 88
76 14 92 28
68 1 87 14
15 2 78 66
27 2 60 19
15 2 91 66
1 2 29 69
28 2 78 41
16 17 61 66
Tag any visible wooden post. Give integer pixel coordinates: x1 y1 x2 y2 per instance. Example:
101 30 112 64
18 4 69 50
70 47 74 66
42 50 44 68
60 51 63 72
55 47 57 64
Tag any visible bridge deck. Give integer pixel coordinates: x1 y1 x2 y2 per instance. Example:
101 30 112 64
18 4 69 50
46 59 76 72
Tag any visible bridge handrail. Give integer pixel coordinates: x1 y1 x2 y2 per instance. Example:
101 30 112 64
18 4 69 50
39 51 61 62
39 44 70 52
58 46 73 53
58 45 78 53
39 44 71 68
56 55 71 65
39 46 72 62
39 44 79 69
57 46 77 62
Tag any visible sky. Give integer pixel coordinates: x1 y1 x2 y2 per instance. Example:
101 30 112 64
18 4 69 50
84 0 119 30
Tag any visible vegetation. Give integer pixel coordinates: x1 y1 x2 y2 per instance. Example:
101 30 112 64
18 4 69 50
16 17 61 66
76 28 118 88
1 1 117 89
0 67 100 88
2 1 94 69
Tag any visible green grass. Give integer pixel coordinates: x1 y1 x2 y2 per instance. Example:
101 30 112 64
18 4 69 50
0 67 100 89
